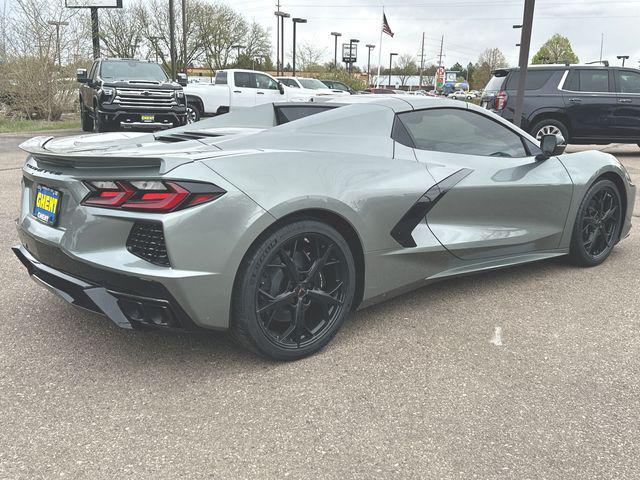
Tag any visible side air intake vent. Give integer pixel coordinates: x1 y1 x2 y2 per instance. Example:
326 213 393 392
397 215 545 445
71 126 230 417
126 221 170 267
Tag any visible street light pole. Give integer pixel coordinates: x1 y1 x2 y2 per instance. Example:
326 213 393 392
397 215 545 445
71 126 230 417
279 12 290 73
331 32 341 69
388 52 398 88
365 44 375 86
292 18 307 77
275 10 289 75
617 55 629 67
513 0 535 128
47 20 68 67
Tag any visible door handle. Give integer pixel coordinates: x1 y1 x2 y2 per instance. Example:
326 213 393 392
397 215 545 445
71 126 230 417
618 98 632 103
233 90 241 93
569 98 582 103
257 91 265 95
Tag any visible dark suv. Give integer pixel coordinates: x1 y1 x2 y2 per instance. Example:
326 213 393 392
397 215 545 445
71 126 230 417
77 58 188 133
481 65 640 146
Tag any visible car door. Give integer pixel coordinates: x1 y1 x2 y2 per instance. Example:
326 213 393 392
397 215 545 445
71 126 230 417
397 107 574 260
230 71 256 108
561 68 617 140
254 73 283 104
613 69 640 140
82 61 98 110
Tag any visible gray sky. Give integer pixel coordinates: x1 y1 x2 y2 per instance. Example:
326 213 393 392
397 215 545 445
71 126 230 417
219 0 640 69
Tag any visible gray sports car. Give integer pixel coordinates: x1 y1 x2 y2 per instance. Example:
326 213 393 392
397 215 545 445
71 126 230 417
13 97 636 360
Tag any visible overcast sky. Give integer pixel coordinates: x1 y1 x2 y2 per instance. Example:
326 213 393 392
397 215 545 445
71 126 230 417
218 0 640 69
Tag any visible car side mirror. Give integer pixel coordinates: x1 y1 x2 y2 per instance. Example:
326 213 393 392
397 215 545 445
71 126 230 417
277 81 285 95
176 73 188 86
536 134 566 161
76 68 88 83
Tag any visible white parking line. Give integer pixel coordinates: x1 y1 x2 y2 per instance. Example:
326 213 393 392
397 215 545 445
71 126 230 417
490 326 503 346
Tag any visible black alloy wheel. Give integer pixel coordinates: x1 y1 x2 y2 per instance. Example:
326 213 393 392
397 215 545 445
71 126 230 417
232 220 356 360
569 179 623 266
186 103 200 124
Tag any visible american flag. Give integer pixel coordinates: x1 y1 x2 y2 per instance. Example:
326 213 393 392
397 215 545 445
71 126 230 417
382 13 394 37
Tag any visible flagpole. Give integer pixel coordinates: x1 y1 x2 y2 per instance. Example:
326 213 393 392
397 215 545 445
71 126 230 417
376 7 383 88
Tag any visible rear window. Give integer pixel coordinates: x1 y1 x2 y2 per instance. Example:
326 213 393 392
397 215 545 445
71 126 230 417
504 69 556 90
484 74 507 92
275 106 336 125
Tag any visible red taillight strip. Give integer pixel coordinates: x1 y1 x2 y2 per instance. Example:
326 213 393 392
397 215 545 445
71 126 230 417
121 182 189 211
82 180 225 213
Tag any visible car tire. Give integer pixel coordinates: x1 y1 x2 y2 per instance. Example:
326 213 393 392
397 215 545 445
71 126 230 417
568 179 623 267
80 103 93 132
531 119 569 143
186 102 201 124
231 219 356 360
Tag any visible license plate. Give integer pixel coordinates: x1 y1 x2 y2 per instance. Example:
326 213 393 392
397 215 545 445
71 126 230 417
141 114 155 123
33 185 61 226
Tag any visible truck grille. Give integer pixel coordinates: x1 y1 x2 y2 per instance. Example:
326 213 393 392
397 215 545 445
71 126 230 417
112 88 177 110
126 222 170 267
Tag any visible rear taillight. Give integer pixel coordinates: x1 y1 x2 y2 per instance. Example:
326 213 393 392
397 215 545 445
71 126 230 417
82 180 225 212
494 91 508 110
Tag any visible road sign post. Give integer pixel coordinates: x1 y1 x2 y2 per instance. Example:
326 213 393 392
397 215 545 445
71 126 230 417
65 0 123 60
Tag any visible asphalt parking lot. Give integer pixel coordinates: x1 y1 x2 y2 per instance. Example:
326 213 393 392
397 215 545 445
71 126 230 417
1 131 639 479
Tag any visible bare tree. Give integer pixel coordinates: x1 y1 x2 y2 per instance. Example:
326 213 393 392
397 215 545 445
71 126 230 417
100 4 142 59
473 47 508 88
195 3 247 70
243 21 271 62
2 0 90 120
294 42 326 71
396 54 418 87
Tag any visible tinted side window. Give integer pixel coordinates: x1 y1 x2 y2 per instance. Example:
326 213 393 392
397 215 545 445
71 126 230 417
234 72 255 88
616 70 640 94
397 108 528 158
505 69 556 90
566 70 610 92
215 71 227 85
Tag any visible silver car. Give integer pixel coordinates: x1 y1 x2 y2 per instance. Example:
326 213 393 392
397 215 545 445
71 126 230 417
13 97 636 360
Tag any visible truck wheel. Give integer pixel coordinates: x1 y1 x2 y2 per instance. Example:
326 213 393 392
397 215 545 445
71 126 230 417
93 111 108 133
80 103 93 132
186 103 201 123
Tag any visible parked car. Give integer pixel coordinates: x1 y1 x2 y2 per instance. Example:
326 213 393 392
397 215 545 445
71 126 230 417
77 58 188 133
276 76 349 96
481 64 640 145
14 97 635 360
448 90 476 100
320 79 356 94
366 88 396 94
184 69 315 122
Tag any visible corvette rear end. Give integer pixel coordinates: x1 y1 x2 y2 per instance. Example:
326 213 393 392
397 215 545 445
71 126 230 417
14 138 272 332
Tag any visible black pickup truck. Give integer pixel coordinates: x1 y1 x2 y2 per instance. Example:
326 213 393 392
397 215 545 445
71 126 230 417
77 58 188 132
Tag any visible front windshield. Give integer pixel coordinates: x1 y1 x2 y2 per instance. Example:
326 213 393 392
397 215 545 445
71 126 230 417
299 78 329 90
100 61 169 82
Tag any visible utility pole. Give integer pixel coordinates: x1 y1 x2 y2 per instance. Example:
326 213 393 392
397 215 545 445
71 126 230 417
418 32 425 89
513 0 535 129
599 33 604 62
168 0 177 80
181 0 188 74
437 35 444 66
90 8 100 59
47 20 69 67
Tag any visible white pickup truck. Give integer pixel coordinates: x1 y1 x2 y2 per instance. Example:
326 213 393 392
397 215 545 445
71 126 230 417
184 69 317 123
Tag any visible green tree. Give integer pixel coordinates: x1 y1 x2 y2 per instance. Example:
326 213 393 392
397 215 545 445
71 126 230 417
532 34 579 64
